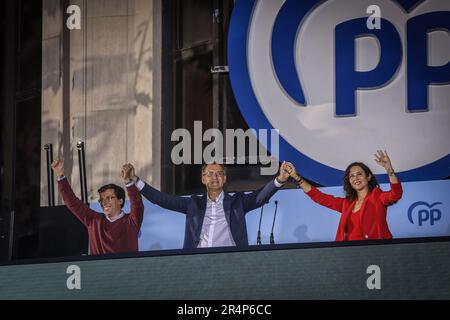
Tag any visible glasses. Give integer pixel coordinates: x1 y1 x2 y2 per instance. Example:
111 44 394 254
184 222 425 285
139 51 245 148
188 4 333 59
98 195 117 204
203 171 225 178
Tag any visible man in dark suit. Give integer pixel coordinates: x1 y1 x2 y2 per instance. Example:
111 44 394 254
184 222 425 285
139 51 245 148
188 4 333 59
124 162 293 249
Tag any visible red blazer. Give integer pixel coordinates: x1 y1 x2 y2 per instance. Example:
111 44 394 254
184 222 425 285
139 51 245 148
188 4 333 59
306 182 403 241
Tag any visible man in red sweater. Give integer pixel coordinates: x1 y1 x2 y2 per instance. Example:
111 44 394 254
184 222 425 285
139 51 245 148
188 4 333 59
51 159 144 255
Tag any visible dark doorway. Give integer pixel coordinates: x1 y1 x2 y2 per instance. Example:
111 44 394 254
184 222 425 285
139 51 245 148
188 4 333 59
0 0 43 261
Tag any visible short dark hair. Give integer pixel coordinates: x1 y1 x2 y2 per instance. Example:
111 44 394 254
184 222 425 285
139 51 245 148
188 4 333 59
201 163 226 175
97 184 126 208
343 162 379 201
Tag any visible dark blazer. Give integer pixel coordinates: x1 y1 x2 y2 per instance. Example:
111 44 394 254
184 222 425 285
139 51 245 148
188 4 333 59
140 179 281 249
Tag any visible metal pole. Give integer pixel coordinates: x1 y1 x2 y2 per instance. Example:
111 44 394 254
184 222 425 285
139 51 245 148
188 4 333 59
76 141 88 205
44 144 55 206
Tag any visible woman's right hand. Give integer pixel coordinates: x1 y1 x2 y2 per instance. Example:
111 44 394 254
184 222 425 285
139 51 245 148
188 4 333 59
286 162 312 193
286 163 300 181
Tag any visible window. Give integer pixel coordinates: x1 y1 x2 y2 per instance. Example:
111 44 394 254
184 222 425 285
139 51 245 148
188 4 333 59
162 0 276 195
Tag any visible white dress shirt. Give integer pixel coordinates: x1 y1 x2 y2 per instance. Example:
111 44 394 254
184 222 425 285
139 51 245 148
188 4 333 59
198 191 236 248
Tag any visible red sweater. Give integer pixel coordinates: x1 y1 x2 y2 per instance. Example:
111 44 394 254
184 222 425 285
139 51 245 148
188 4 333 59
58 178 144 255
306 182 403 241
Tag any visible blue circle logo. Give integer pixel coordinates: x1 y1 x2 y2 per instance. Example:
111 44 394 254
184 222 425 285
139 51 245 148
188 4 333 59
228 0 450 186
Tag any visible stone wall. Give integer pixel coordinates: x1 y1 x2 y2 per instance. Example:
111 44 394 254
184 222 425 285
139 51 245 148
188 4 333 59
41 0 161 205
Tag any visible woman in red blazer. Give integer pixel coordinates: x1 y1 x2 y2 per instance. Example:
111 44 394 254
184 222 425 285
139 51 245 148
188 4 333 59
286 150 403 241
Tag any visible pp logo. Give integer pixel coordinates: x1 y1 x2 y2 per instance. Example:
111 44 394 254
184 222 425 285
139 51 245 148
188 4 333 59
407 201 443 226
228 0 450 186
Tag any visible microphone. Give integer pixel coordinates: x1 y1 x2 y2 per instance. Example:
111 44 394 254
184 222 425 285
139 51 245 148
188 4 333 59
257 203 265 245
270 200 278 245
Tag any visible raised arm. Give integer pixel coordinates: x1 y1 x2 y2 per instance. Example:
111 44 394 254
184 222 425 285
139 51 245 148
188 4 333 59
52 159 96 226
122 163 145 228
242 161 290 212
374 150 403 205
129 165 190 214
288 163 344 213
374 150 399 184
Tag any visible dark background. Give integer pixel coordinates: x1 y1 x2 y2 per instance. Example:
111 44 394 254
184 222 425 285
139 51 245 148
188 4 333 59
0 0 43 261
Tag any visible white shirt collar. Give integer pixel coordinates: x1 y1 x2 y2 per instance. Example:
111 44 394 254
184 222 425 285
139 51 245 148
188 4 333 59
105 210 125 222
207 191 224 204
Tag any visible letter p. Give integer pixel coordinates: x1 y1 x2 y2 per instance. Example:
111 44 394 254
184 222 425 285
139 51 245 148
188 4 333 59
418 209 430 226
407 12 450 112
430 209 442 226
335 18 402 116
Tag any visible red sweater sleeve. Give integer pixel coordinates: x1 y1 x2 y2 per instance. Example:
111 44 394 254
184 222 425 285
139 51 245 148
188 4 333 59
306 187 345 213
58 178 97 226
127 184 144 229
379 181 403 206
